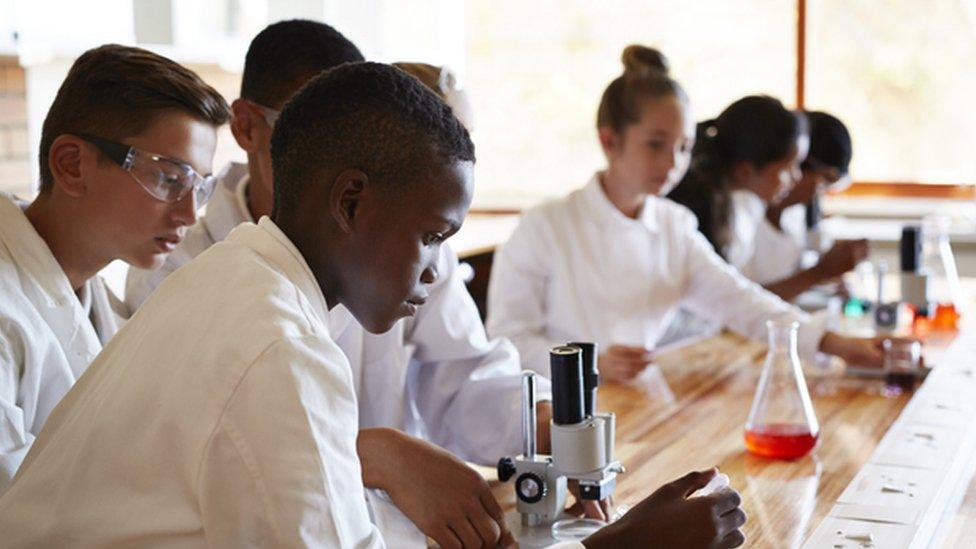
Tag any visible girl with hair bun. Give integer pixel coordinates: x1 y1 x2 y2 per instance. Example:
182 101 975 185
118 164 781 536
488 46 885 389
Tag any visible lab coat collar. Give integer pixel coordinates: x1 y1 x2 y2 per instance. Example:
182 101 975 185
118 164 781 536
0 193 103 369
0 194 77 309
583 173 660 232
229 217 331 329
202 162 252 244
731 189 766 220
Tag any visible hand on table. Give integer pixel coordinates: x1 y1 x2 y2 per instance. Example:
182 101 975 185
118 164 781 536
820 332 886 368
582 469 746 549
815 239 869 280
358 428 514 548
599 345 655 382
566 479 614 521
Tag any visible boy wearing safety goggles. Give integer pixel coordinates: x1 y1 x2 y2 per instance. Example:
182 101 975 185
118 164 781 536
0 44 229 493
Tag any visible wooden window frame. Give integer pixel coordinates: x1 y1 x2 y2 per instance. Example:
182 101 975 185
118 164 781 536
795 0 970 200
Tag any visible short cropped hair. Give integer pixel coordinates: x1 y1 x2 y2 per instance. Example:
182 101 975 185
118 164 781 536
240 19 364 108
271 61 475 217
38 44 230 194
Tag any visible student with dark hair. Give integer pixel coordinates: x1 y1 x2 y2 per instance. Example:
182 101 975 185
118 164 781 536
0 44 229 493
126 19 366 305
488 47 886 389
124 20 564 545
667 95 808 266
0 61 744 549
747 111 867 298
667 101 867 303
394 62 474 130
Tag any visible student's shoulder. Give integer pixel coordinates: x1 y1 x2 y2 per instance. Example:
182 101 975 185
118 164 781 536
0 270 49 360
653 195 700 230
516 188 588 234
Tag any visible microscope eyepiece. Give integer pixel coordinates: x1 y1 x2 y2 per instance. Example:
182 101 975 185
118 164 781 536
550 345 585 425
568 342 599 416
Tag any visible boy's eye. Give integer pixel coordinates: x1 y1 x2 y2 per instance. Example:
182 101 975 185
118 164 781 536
423 233 445 246
645 141 664 150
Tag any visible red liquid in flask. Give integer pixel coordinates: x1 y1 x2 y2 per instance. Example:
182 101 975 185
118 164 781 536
744 424 818 459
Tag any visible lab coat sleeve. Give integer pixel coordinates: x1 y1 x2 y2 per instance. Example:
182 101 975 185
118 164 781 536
677 212 825 362
198 336 385 548
405 246 552 465
0 321 32 492
0 316 64 493
486 213 558 376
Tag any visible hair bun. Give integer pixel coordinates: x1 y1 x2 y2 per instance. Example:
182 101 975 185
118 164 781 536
621 45 669 78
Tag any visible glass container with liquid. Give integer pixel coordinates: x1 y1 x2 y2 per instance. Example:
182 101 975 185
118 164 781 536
882 337 922 395
744 319 820 459
921 214 962 312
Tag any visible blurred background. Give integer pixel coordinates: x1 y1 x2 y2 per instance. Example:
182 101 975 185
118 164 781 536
2 0 976 279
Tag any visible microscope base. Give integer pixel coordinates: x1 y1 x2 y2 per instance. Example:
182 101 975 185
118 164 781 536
505 511 606 548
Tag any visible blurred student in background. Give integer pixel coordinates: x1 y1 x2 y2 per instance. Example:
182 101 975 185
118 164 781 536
488 47 885 384
668 99 866 302
746 111 866 300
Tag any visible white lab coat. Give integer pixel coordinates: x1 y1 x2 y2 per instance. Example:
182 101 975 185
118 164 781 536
126 162 533 464
0 219 388 547
0 219 583 549
725 189 767 273
744 204 806 285
0 194 124 493
486 174 825 375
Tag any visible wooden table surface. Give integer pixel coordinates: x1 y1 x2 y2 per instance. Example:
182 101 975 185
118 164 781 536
490 331 957 548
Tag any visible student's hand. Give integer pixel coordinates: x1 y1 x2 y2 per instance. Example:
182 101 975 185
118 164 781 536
582 469 746 549
820 332 885 368
814 239 869 279
566 480 614 520
599 345 655 382
358 428 510 548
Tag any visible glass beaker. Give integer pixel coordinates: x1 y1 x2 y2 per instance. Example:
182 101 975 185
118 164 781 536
882 337 922 396
921 215 962 312
744 319 820 459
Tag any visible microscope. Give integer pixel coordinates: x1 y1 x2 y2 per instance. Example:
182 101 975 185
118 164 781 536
497 343 623 546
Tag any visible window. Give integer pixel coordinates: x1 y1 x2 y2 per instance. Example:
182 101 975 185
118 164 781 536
806 0 976 185
466 0 797 206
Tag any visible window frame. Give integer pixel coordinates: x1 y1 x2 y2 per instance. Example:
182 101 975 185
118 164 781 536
795 0 969 199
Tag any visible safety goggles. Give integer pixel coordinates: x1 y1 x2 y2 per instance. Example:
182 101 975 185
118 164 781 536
76 133 217 205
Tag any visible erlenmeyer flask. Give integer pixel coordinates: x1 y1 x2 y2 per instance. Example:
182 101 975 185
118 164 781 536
744 319 819 459
921 215 962 308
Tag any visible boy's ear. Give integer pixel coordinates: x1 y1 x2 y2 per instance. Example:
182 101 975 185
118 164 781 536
48 134 89 198
330 169 369 234
230 99 263 154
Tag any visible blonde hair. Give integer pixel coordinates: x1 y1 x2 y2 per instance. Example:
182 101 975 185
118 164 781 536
394 62 474 131
596 45 686 132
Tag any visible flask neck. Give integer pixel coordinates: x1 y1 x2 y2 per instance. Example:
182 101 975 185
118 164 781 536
766 321 799 356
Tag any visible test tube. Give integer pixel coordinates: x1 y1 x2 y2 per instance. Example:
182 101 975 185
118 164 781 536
521 371 537 459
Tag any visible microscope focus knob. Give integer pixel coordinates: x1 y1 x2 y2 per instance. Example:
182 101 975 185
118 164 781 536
515 472 546 504
497 457 517 482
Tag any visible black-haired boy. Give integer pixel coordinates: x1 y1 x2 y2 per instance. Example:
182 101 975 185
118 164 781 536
124 20 555 544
